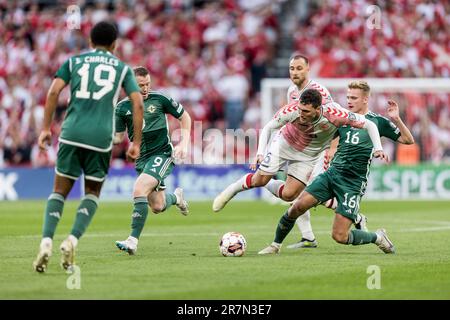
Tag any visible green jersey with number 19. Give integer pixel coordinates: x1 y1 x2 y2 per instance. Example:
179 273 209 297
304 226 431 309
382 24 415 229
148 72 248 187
331 111 401 179
55 49 140 152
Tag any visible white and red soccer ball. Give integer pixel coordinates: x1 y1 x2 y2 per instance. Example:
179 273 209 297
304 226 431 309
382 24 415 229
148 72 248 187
219 232 247 257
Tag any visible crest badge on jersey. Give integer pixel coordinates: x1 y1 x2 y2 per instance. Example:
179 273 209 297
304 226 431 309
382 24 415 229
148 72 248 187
320 123 329 130
348 112 357 121
147 105 156 113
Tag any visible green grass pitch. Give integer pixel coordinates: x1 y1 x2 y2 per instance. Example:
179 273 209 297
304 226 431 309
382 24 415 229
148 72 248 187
1 200 449 299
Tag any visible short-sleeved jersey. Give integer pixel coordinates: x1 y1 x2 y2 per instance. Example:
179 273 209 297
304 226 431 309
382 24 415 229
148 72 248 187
331 111 401 179
115 91 184 156
275 101 367 157
286 80 333 105
56 49 140 152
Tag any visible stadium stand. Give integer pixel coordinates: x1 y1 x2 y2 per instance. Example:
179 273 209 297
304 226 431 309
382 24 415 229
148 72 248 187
0 0 448 167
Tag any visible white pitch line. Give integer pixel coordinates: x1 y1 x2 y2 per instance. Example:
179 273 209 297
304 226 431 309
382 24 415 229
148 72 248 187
3 224 450 240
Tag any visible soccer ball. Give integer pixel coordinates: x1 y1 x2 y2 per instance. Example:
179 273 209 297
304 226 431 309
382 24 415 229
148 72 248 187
219 232 247 257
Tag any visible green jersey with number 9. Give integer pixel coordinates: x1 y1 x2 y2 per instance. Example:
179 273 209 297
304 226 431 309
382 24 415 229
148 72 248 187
55 49 140 152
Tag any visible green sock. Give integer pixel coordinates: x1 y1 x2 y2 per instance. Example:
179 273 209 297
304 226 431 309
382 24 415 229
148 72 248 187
70 194 99 239
162 193 177 212
347 229 378 245
42 193 65 238
274 212 297 244
130 197 149 239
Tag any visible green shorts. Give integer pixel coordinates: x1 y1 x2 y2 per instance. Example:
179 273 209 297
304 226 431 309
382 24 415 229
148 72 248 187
56 142 111 182
136 153 174 191
305 167 367 222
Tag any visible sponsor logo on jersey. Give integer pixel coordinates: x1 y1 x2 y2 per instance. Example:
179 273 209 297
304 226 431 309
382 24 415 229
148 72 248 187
147 105 156 113
126 110 131 116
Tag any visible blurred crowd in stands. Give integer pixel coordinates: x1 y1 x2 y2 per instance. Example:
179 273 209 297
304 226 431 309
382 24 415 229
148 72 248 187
0 0 448 168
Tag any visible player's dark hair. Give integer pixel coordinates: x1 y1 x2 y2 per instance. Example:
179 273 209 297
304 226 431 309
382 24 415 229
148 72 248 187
300 89 322 108
90 21 118 47
133 66 150 77
290 53 309 65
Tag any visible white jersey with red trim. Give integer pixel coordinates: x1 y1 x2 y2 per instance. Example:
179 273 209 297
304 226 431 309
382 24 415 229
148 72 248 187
286 80 333 105
275 101 366 157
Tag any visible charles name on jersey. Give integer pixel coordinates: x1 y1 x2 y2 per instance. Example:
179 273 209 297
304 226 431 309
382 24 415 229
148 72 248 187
76 55 119 67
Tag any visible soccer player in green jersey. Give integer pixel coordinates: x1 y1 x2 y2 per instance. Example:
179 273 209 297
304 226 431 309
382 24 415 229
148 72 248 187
259 80 414 255
33 21 144 273
114 66 192 255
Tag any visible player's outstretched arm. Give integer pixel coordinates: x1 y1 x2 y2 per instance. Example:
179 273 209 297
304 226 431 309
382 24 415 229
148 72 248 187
38 78 66 151
127 91 144 161
363 119 389 162
174 111 192 161
386 100 415 145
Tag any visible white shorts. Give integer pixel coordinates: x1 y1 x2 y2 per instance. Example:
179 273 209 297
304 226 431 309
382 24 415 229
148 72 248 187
308 149 328 183
258 132 321 184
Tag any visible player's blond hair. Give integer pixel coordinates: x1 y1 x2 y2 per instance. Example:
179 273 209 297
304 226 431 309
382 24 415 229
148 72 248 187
348 80 370 96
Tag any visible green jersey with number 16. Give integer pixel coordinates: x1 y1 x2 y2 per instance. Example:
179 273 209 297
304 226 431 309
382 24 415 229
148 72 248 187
331 111 401 179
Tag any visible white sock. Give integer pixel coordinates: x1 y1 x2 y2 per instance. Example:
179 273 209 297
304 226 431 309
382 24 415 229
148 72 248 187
174 193 180 205
229 173 253 194
296 210 315 241
265 180 284 198
40 237 53 251
68 234 78 248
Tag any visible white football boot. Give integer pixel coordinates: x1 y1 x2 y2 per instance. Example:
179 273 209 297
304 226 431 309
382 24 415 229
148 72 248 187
355 213 369 231
212 184 238 212
33 239 52 273
174 188 189 216
258 243 281 255
375 229 396 254
286 238 318 249
60 238 76 270
115 236 138 255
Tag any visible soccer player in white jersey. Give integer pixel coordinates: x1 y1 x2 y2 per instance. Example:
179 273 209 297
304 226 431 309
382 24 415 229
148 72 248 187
213 89 387 227
269 54 367 249
270 54 334 248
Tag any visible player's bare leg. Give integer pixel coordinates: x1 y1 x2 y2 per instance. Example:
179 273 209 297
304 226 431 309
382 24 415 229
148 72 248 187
212 170 273 212
148 188 188 216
